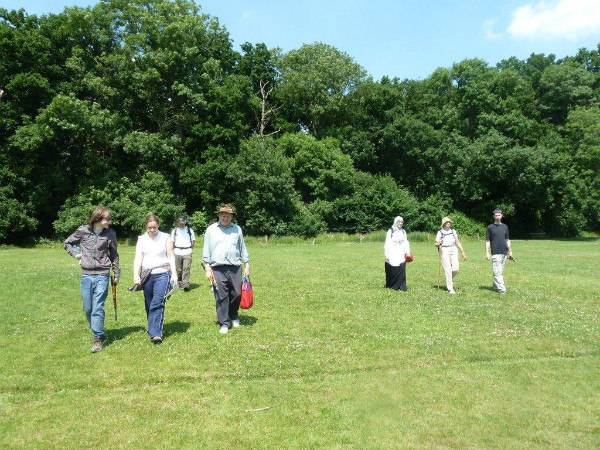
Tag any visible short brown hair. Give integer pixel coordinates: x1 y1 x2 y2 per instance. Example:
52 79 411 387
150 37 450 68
88 206 111 226
145 213 160 226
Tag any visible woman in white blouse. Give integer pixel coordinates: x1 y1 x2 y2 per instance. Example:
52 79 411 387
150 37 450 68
133 213 177 343
435 217 467 294
384 216 411 291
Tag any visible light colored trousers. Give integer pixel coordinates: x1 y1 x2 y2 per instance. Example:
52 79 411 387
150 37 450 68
491 254 507 293
440 246 459 291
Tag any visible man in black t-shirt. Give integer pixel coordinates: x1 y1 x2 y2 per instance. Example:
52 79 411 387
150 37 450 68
485 209 513 294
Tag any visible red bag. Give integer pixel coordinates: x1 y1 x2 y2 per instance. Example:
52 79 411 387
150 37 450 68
405 253 414 263
240 276 253 309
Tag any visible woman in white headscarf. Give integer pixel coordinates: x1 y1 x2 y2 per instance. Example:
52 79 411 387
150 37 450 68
384 216 411 291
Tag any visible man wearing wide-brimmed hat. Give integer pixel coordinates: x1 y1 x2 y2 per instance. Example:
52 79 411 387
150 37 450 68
202 204 250 334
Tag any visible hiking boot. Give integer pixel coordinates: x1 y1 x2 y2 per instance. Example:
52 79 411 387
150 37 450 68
91 336 103 353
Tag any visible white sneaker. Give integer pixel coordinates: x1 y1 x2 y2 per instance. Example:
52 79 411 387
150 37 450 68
219 325 229 334
232 319 240 328
448 289 456 294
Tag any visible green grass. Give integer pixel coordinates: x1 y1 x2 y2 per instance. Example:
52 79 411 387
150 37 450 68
0 238 598 449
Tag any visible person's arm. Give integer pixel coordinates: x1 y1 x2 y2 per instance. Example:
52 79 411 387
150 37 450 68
63 228 83 260
166 236 177 284
133 238 143 285
506 238 512 257
108 232 120 285
434 230 442 247
202 227 213 280
190 229 196 249
455 235 467 260
485 240 491 260
238 227 251 278
384 230 392 260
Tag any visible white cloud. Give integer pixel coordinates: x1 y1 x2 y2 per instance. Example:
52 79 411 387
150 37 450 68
508 0 600 40
483 18 502 40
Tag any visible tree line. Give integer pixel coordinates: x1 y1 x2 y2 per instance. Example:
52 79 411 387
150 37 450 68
1 0 599 243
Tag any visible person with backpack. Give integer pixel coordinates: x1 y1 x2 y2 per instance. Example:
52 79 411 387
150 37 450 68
384 216 411 291
170 216 196 292
63 206 120 353
435 217 467 294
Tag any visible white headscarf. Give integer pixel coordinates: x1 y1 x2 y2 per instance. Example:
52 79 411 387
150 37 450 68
392 216 404 232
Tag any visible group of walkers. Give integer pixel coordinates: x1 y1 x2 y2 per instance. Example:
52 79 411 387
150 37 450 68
384 209 513 294
63 204 249 353
64 204 512 354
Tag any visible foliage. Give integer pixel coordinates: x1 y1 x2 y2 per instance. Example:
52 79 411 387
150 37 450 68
0 240 598 449
0 1 599 242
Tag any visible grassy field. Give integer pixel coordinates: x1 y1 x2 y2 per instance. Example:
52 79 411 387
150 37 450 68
0 237 598 449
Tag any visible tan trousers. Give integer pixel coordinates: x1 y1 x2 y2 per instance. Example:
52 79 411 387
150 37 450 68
440 246 459 291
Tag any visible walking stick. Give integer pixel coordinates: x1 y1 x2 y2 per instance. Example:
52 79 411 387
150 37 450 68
110 275 118 321
437 247 441 290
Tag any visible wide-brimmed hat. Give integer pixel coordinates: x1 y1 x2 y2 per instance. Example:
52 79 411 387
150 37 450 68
441 217 452 227
217 204 235 215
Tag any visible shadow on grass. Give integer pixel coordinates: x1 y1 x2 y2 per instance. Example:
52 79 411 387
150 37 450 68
479 285 497 292
163 321 191 338
105 325 145 345
212 315 258 327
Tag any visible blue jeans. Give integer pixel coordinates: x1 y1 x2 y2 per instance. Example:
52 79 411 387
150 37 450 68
80 274 109 338
143 272 170 338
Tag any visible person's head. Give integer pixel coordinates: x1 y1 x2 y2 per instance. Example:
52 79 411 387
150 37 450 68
177 216 187 228
493 209 503 223
88 206 112 229
217 204 235 227
145 213 160 238
441 217 452 230
393 216 404 229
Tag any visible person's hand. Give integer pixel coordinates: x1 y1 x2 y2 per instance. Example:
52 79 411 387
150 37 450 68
485 252 491 261
244 266 250 278
113 278 119 286
170 274 178 286
204 265 213 280
75 253 82 260
461 251 467 260
134 276 141 286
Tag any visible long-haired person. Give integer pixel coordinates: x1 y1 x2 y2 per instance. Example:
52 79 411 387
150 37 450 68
63 206 120 353
133 213 177 343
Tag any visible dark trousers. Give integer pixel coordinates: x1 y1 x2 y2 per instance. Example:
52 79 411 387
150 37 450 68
385 261 407 291
143 272 169 338
212 265 242 327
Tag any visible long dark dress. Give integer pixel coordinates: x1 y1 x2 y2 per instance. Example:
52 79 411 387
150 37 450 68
385 261 407 291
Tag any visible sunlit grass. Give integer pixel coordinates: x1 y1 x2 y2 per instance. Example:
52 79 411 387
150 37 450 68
0 238 598 449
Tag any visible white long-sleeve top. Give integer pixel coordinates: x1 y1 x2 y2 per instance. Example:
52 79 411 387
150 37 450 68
384 228 411 266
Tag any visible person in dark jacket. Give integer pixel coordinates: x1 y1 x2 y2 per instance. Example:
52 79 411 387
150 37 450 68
63 206 120 353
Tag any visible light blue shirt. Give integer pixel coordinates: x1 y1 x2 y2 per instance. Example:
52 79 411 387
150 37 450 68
202 222 249 266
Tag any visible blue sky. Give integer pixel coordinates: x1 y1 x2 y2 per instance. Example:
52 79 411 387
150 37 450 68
4 0 600 80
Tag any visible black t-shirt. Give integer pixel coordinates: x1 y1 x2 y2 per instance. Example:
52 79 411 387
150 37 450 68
486 223 509 255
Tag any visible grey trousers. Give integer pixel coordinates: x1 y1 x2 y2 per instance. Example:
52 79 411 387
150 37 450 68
174 254 192 289
491 254 507 293
212 265 242 327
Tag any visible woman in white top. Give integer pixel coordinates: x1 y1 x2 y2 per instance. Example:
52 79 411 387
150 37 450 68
435 217 467 294
384 216 411 291
133 213 177 343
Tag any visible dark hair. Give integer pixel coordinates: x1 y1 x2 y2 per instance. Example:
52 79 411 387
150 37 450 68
145 213 160 226
88 206 111 226
493 209 502 215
